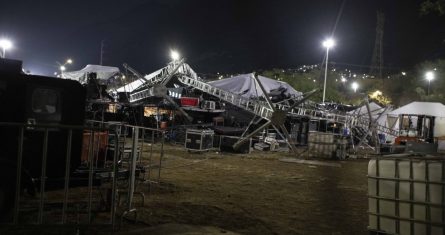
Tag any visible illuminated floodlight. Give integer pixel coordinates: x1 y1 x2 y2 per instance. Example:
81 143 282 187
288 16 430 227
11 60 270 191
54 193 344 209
60 65 66 71
0 39 13 58
352 82 359 93
170 50 180 61
322 38 335 48
426 71 435 95
425 71 434 81
66 58 73 64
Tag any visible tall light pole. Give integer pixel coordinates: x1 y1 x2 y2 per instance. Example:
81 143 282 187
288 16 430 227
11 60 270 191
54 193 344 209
322 38 335 103
352 82 359 93
57 58 73 77
425 71 434 95
0 39 13 58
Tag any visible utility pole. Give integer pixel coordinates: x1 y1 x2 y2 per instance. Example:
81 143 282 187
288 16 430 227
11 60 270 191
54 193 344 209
100 40 105 65
370 11 384 79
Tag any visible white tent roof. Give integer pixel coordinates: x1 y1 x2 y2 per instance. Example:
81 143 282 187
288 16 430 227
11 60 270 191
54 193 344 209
208 73 302 98
62 64 120 84
388 102 445 117
349 102 383 116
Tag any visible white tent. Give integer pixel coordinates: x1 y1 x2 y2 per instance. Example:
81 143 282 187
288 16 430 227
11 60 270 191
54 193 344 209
388 102 445 137
62 64 120 84
208 73 302 99
349 102 385 117
388 102 445 117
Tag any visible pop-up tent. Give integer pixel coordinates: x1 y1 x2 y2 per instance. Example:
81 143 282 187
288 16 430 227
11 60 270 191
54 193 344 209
62 65 120 85
388 102 445 117
387 102 445 137
208 73 302 100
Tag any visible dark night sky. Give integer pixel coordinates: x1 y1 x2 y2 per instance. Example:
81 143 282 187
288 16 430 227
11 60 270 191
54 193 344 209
0 0 444 76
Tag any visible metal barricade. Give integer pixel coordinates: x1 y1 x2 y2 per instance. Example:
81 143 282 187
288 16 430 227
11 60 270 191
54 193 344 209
0 121 165 232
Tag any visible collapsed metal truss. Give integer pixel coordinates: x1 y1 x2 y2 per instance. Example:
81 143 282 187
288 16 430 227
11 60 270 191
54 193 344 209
112 60 399 153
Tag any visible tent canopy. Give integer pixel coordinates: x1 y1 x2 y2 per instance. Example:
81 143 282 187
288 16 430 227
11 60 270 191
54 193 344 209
349 102 383 116
62 64 120 84
388 102 445 117
208 73 302 99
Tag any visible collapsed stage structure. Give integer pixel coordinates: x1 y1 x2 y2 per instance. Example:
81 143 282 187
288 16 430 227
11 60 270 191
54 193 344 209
61 58 409 157
2 56 442 232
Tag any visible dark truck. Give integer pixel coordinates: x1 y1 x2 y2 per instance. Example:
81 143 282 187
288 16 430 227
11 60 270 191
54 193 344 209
0 58 86 219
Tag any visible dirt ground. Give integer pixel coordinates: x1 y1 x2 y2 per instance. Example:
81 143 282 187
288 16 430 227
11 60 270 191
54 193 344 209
128 144 370 235
1 143 370 235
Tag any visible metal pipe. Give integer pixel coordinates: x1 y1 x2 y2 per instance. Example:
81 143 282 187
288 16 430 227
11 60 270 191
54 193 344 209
38 129 49 224
148 131 154 190
285 89 319 112
251 73 275 111
442 159 445 233
409 157 414 233
425 159 431 234
13 127 24 224
376 157 380 231
158 131 165 183
62 130 72 224
279 124 299 154
127 127 139 210
394 159 400 234
110 125 119 229
87 129 95 224
94 131 101 168
164 95 193 123
139 128 145 165
233 120 272 149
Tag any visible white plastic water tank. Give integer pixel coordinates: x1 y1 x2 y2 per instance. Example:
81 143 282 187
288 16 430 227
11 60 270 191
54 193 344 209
368 155 444 235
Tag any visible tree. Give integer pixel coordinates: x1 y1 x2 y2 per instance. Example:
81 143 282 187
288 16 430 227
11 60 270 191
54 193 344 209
421 0 445 15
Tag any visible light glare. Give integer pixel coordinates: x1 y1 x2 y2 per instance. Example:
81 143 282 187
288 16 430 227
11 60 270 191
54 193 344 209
0 39 12 50
352 82 359 92
170 50 180 61
322 38 335 48
426 71 434 81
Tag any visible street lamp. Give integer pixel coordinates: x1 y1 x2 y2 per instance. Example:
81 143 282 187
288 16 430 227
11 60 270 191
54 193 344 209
425 71 434 95
352 82 359 93
0 39 13 58
170 50 180 61
322 38 335 103
57 58 73 77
